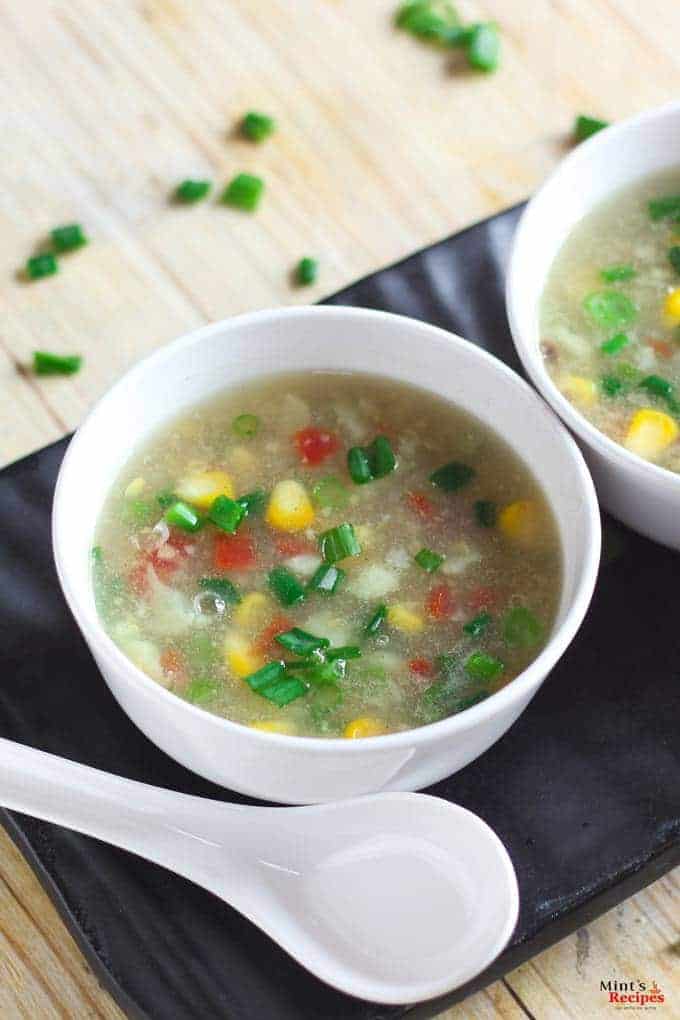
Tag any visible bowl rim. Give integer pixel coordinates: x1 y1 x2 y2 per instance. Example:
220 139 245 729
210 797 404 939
506 98 680 494
52 304 601 753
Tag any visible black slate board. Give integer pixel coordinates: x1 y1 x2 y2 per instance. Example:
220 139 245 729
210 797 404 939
1 204 679 1020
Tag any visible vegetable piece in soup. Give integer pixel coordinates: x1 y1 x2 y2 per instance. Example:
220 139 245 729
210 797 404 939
93 373 561 738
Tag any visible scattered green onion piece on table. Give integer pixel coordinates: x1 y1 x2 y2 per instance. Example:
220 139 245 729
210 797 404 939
600 264 635 283
640 375 674 400
198 576 242 605
326 645 362 661
296 257 318 286
503 606 544 647
208 495 244 533
237 490 267 516
33 351 82 375
319 522 361 563
165 500 202 533
51 223 87 253
395 0 460 41
184 678 222 704
365 603 387 637
430 461 475 491
648 195 680 221
240 111 276 143
221 173 265 212
474 500 496 527
174 179 211 203
308 562 345 594
582 291 637 330
414 547 444 572
465 651 504 681
573 114 609 143
600 333 629 356
275 628 330 657
600 375 623 397
465 22 500 71
311 476 349 509
463 611 492 638
669 247 680 275
26 254 58 280
232 413 260 438
268 566 306 606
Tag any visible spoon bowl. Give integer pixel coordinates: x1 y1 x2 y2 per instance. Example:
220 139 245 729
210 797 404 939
0 737 518 1004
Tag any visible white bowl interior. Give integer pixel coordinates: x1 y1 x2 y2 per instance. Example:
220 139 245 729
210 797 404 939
54 307 598 675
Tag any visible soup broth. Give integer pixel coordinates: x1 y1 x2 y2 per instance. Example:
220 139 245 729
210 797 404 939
541 167 680 470
93 373 561 738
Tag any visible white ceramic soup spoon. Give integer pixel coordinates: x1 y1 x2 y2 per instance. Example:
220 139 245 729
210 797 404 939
0 737 518 1005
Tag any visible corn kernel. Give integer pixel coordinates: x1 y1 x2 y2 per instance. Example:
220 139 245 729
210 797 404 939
224 632 263 679
560 375 598 407
233 592 273 633
343 717 385 739
176 470 234 510
250 720 297 735
124 476 146 500
387 604 424 633
624 408 679 460
499 500 542 547
266 479 315 532
664 288 680 323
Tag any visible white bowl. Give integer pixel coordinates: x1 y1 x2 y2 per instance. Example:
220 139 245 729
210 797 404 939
53 306 600 804
507 100 680 549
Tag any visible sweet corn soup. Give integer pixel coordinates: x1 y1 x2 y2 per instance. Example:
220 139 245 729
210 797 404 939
541 168 680 469
93 373 561 738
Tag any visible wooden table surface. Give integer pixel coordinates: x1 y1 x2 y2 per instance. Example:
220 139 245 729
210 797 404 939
1 1 679 1017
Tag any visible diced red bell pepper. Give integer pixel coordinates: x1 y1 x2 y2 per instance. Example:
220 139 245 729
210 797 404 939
214 530 256 571
408 658 433 676
295 426 340 465
160 649 184 675
406 490 435 519
256 615 294 654
466 586 498 612
426 584 456 619
647 338 673 360
275 535 314 558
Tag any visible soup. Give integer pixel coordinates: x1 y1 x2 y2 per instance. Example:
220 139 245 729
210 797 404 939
541 167 680 470
93 373 561 738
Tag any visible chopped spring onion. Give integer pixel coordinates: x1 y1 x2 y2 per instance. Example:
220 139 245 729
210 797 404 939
241 111 276 143
414 547 444 572
174 179 211 203
640 374 674 400
311 475 349 509
583 291 637 330
326 645 362 661
308 562 345 594
268 566 306 606
221 173 265 212
185 678 222 704
208 495 245 533
503 606 544 648
600 264 635 283
51 223 87 253
232 413 260 438
296 257 318 286
600 375 623 397
347 436 397 485
245 661 308 706
198 576 242 605
648 195 680 221
165 500 202 533
319 522 361 563
600 333 629 356
669 247 680 275
275 628 330 656
237 490 267 517
26 253 58 280
156 490 178 509
33 351 82 375
465 22 500 72
574 114 609 143
463 611 492 638
474 500 496 527
465 651 504 681
364 603 387 636
395 1 461 41
430 461 475 491
347 447 372 484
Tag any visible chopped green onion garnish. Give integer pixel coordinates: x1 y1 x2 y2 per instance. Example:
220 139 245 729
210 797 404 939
583 291 637 330
465 22 500 71
319 522 362 562
474 500 497 527
600 333 629 356
51 223 87 253
465 651 504 681
26 253 58 280
208 495 244 533
262 676 308 706
326 645 362 661
198 576 242 605
33 351 82 375
640 374 674 400
503 607 544 648
91 545 103 564
157 490 178 509
275 628 330 656
268 566 306 606
574 114 609 143
240 111 276 143
648 195 680 221
296 257 318 286
600 375 623 397
414 547 444 572
184 677 222 704
311 475 349 509
600 264 635 283
347 436 397 485
237 490 267 517
430 461 475 491
364 603 387 637
308 562 345 594
669 247 680 276
395 0 461 41
232 413 260 438
221 173 265 212
165 500 202 533
347 446 373 484
245 660 285 692
463 611 492 638
174 179 211 203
